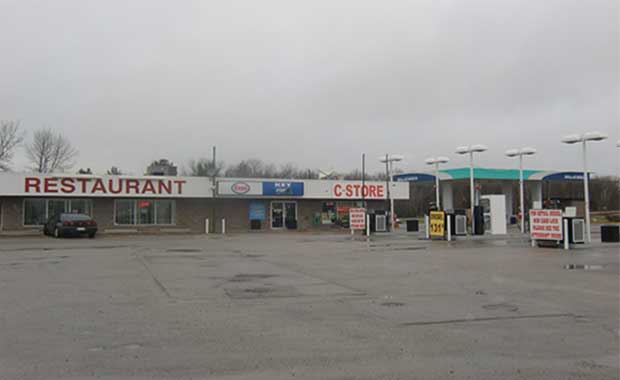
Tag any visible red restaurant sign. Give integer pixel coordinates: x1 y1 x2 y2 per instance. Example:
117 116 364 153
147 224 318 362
24 177 187 195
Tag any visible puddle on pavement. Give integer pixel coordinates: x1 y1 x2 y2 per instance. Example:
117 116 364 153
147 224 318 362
564 264 606 271
229 274 277 282
381 302 405 307
166 248 202 253
482 303 519 312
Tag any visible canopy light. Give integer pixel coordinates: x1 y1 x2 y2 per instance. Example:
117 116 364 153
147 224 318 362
506 147 537 157
456 145 488 154
425 156 450 165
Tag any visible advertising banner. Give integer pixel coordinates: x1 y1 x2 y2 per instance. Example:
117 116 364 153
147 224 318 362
262 182 304 196
430 211 445 238
530 209 563 241
349 208 366 230
249 201 267 221
217 181 263 196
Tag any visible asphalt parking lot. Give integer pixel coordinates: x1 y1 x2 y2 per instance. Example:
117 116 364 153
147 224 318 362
0 233 618 380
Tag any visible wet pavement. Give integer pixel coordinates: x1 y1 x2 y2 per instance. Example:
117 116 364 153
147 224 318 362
0 233 618 379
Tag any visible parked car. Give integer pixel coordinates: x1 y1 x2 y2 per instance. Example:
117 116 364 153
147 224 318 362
43 213 97 238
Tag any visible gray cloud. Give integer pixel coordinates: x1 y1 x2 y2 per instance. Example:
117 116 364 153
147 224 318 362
0 0 617 175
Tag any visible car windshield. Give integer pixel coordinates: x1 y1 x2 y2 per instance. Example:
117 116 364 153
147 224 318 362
60 214 91 221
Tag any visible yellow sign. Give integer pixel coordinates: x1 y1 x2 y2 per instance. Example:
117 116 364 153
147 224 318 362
429 211 445 238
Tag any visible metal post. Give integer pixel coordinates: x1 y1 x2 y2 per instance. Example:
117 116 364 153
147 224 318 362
362 153 366 209
385 154 390 231
205 218 209 235
563 218 570 251
366 214 370 236
519 154 525 234
435 162 441 210
470 152 475 235
582 141 591 243
389 161 395 231
221 218 226 235
211 145 217 234
447 214 452 241
425 215 430 239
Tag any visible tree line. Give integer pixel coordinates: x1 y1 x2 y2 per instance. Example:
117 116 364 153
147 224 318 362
1 121 618 211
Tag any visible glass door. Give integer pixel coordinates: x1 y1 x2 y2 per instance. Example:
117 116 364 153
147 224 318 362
284 202 297 229
271 202 284 229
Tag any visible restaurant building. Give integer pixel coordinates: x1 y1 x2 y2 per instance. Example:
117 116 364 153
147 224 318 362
0 173 409 234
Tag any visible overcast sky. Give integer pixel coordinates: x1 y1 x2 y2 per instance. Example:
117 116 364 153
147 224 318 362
1 0 618 176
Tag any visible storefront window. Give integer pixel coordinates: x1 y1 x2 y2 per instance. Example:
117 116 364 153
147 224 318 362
69 199 92 215
115 200 135 225
156 200 174 225
23 198 93 226
48 199 66 218
115 199 175 225
24 199 47 226
137 201 154 224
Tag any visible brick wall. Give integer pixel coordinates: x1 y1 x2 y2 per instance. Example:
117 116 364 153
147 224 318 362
1 197 389 234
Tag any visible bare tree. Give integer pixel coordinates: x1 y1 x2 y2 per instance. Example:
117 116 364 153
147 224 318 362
26 128 78 173
0 120 24 171
188 158 224 177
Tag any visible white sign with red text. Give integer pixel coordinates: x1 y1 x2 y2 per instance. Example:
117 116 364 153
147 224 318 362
349 208 366 230
530 209 563 241
303 180 408 200
0 173 213 198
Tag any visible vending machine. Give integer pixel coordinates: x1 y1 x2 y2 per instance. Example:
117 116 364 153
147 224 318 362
480 195 507 235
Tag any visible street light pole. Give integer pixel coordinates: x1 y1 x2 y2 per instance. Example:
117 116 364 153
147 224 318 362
425 156 450 210
469 151 474 230
456 145 488 235
562 132 608 243
582 139 591 243
506 147 536 234
379 154 404 232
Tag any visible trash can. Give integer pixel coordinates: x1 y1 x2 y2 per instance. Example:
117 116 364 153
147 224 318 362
406 219 419 232
601 225 620 243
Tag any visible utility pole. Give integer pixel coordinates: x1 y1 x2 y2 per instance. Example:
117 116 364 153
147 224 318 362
211 146 217 233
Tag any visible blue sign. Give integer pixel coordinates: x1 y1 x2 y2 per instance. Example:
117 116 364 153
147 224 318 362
542 172 588 181
262 182 304 196
249 201 266 221
392 173 436 182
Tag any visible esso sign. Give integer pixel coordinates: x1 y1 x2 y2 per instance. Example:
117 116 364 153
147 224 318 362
231 182 251 195
333 183 385 199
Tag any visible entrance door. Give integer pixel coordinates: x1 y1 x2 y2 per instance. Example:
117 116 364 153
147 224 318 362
271 202 284 229
271 201 297 229
284 202 297 229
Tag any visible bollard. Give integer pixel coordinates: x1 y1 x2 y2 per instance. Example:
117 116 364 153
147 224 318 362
205 218 209 235
366 214 370 237
447 215 452 242
424 215 430 239
563 219 569 251
531 238 536 248
222 218 226 235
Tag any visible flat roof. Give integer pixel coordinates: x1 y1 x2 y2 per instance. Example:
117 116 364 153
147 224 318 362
393 168 588 182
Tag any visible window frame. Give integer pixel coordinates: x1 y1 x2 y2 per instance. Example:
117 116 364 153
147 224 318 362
22 198 93 227
113 199 176 226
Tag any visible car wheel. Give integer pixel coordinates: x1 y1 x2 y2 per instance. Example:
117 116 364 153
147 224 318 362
54 228 60 238
88 232 96 239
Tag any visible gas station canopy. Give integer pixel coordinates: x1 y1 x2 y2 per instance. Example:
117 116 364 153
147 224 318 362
393 168 588 182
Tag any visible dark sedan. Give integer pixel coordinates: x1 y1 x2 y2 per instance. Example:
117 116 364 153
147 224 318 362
43 213 98 238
